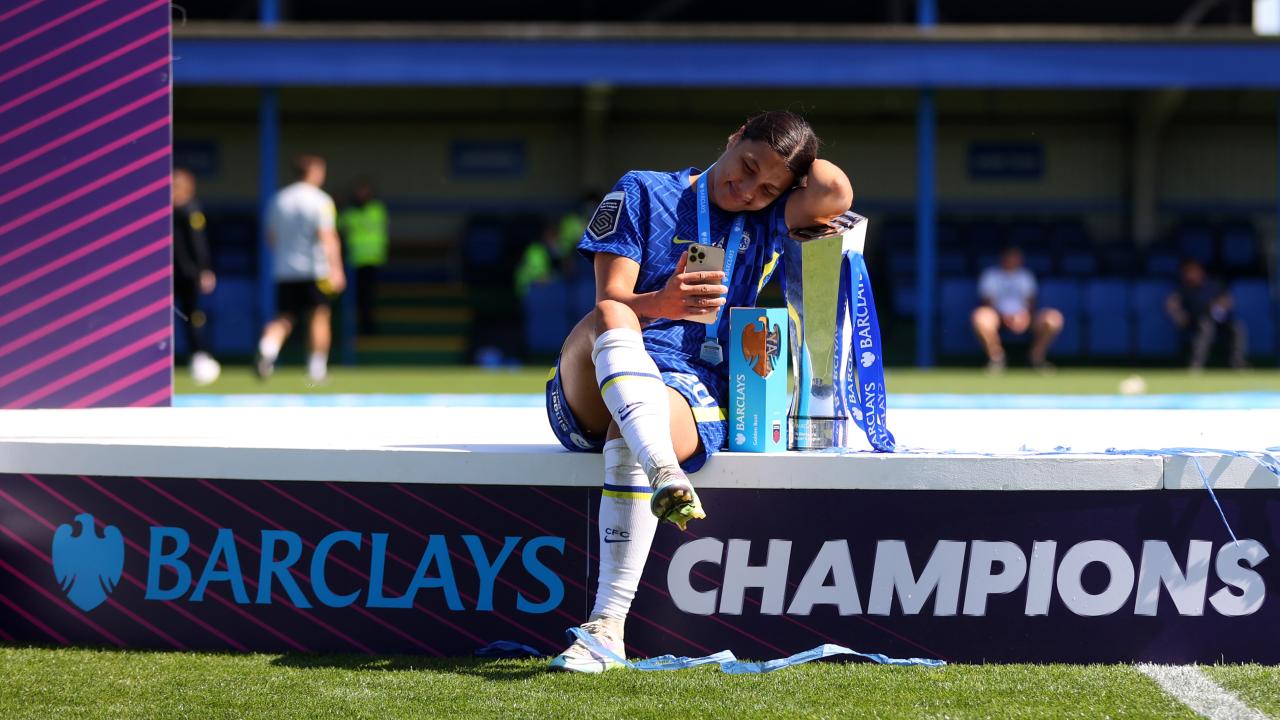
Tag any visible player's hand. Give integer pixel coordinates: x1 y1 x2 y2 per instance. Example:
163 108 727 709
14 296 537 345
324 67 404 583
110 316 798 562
654 251 728 321
327 268 347 295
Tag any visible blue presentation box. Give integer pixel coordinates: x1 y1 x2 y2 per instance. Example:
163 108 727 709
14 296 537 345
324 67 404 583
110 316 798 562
728 307 789 453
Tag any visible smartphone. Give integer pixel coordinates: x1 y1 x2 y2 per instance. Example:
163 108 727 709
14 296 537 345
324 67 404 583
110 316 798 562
789 210 862 241
684 243 726 325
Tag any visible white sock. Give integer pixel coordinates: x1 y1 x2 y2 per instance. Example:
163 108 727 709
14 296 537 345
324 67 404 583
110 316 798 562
592 329 679 477
258 336 281 362
591 439 659 621
308 352 327 380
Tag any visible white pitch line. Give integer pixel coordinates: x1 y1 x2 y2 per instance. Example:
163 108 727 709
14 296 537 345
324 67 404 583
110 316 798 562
1139 664 1269 720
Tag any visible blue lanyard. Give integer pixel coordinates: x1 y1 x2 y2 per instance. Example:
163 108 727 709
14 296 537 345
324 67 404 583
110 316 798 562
696 167 746 344
833 251 896 453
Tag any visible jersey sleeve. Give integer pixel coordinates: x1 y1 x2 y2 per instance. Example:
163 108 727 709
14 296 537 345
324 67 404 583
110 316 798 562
978 269 998 301
317 193 337 232
577 173 647 265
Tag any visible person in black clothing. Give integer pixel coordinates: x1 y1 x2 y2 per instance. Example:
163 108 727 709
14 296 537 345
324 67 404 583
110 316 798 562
173 167 221 385
1165 259 1247 370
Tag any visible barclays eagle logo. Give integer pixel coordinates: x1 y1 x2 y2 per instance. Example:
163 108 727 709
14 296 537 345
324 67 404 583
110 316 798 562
52 513 124 612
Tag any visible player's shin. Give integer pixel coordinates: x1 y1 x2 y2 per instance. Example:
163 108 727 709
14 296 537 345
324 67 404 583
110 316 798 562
591 439 659 622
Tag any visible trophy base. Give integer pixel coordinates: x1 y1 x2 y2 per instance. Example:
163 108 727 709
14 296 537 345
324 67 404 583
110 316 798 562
788 416 841 451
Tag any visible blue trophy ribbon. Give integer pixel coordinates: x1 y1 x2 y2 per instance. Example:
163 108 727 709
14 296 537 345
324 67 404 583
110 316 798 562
833 251 896 453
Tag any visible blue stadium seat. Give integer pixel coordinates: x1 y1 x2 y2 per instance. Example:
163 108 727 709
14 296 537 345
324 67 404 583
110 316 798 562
1047 220 1090 249
893 280 917 317
1175 225 1215 266
1220 225 1259 274
1131 279 1178 358
1007 221 1047 249
523 280 571 354
938 277 979 355
1084 279 1132 357
939 251 968 275
1059 251 1097 276
570 273 596 319
1098 245 1140 275
1233 279 1276 359
889 251 916 278
1038 278 1082 356
208 277 258 356
1023 250 1054 275
961 221 1002 253
1144 248 1180 276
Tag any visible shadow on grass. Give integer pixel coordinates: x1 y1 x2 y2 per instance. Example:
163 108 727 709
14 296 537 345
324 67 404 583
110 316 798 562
269 653 549 681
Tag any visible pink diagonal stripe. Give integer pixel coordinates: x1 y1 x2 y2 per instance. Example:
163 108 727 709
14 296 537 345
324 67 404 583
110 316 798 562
0 117 168 206
0 296 168 391
0 85 166 178
0 145 167 237
0 205 168 299
21 474 249 651
0 176 167 269
320 482 562 650
0 237 167 334
0 554 123 646
0 590 67 644
196 479 452 654
0 0 50 25
0 0 167 86
0 616 15 641
68 356 168 409
74 475 308 652
0 266 166 361
6 327 168 409
0 0 111 55
0 508 182 649
123 479 375 656
0 33 167 129
131 385 171 407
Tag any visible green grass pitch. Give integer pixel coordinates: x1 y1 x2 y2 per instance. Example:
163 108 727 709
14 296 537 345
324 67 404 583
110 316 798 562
4 644 1253 720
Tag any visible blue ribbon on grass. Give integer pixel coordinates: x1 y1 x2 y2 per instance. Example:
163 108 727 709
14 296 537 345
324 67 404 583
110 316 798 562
567 626 944 674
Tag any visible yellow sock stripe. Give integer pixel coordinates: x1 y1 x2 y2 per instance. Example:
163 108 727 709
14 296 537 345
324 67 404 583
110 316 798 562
546 366 557 382
599 372 662 395
602 489 653 500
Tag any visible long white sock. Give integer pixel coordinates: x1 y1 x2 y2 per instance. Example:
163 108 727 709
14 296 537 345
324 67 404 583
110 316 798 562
592 329 679 477
591 439 659 621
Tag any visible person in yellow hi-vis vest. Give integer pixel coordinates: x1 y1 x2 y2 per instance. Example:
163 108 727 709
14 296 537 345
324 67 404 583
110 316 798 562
339 180 389 335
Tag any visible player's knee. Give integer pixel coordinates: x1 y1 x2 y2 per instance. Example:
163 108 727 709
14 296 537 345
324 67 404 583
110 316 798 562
592 299 639 334
1040 308 1064 330
972 306 997 331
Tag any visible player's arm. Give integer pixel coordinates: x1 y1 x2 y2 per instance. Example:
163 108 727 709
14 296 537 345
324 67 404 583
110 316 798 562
594 252 726 324
784 159 854 233
321 226 346 293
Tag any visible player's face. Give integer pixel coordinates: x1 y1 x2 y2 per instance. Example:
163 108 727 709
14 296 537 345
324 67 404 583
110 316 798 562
711 139 794 213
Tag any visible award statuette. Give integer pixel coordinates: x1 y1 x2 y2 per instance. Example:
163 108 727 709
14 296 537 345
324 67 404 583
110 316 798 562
784 211 893 452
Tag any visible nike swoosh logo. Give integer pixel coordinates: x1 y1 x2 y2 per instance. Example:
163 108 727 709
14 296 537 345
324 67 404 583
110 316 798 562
672 237 695 245
603 537 630 543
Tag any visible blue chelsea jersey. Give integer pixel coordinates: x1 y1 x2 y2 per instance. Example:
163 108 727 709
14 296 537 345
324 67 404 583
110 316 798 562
578 167 788 376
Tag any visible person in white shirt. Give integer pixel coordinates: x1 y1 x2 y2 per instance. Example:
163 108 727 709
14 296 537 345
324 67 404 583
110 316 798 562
254 154 347 382
971 246 1063 372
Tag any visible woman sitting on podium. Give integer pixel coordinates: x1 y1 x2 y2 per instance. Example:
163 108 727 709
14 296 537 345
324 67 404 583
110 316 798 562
543 110 854 672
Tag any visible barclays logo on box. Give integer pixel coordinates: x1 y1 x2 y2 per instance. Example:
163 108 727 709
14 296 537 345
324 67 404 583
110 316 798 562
52 514 124 612
49 513 566 615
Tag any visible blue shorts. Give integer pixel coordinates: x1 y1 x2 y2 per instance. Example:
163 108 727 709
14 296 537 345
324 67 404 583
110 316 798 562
544 358 727 473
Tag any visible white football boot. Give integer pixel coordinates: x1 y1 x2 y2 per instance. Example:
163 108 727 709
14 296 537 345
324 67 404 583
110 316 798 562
548 616 626 673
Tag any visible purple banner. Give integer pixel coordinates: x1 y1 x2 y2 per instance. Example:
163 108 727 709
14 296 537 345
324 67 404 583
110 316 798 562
0 473 1275 663
0 0 171 408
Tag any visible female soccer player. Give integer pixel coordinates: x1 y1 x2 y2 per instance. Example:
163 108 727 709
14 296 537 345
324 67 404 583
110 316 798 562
544 111 854 672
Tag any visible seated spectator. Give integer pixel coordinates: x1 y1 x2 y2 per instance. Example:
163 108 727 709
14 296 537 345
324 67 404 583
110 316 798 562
971 246 1064 372
1165 259 1247 370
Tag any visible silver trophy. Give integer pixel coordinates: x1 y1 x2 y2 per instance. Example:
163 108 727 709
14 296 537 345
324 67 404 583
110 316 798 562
783 212 867 450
